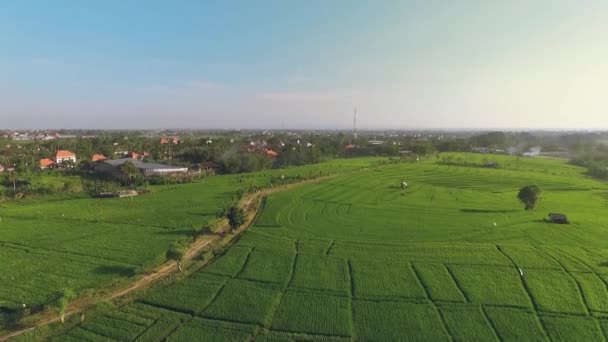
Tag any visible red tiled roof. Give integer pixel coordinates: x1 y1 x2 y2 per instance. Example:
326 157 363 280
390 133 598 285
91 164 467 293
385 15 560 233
266 149 278 158
92 154 107 162
160 138 169 144
55 150 76 158
40 158 55 167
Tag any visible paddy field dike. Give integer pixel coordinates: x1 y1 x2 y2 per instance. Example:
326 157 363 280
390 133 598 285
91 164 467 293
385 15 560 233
9 154 608 341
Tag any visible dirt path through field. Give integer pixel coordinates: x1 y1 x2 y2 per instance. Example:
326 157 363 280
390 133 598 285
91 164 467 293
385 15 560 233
0 176 330 341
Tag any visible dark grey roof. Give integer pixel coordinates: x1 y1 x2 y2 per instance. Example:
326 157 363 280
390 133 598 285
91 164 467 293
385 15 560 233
102 158 186 170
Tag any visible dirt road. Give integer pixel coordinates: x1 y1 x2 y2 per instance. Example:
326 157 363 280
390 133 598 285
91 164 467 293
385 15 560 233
0 176 328 341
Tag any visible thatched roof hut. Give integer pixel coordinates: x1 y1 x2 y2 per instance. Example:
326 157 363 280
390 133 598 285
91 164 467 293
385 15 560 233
548 213 568 224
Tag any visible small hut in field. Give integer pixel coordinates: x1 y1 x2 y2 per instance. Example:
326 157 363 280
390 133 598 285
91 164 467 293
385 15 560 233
548 213 568 224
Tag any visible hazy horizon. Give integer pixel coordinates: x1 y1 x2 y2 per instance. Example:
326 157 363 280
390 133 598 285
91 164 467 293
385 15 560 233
1 0 607 130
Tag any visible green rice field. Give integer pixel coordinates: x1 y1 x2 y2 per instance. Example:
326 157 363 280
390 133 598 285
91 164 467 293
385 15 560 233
13 154 608 341
0 159 372 332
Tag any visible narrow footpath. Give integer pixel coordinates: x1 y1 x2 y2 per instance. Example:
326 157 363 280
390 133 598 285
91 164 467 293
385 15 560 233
0 176 329 341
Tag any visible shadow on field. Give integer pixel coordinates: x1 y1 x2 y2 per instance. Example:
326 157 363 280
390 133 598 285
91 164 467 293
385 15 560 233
598 262 608 268
94 265 136 277
460 209 519 213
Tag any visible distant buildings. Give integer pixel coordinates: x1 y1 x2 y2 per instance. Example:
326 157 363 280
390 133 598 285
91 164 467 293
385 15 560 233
95 158 188 177
40 158 55 170
92 154 107 162
39 150 77 170
266 149 278 158
54 150 77 164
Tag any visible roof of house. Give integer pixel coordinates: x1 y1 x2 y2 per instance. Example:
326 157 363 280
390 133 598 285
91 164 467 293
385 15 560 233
266 149 278 158
92 154 107 162
102 158 186 171
130 152 141 159
160 138 169 144
40 158 55 167
55 150 76 158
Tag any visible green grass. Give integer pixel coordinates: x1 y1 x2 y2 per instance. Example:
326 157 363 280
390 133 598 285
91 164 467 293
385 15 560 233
238 250 295 285
142 273 226 314
290 255 349 295
205 246 252 277
439 304 498 341
352 300 449 341
524 269 587 314
134 317 182 342
414 263 467 302
449 265 532 307
350 260 426 299
572 272 608 312
167 317 254 342
271 290 352 336
36 154 608 340
484 307 547 341
541 315 605 341
201 278 282 325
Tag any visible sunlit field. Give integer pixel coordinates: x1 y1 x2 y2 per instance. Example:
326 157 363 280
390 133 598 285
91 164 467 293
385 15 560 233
45 153 608 341
0 159 374 331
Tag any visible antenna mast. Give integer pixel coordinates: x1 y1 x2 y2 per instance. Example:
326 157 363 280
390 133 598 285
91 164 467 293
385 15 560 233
353 107 358 142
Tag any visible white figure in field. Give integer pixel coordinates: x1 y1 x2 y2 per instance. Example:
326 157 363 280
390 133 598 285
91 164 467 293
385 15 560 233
401 181 408 189
493 222 497 227
519 268 524 277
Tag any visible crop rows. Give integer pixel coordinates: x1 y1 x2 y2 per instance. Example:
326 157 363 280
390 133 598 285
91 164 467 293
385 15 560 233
44 155 608 340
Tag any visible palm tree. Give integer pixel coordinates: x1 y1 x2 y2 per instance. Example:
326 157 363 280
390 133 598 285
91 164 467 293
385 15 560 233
7 170 17 194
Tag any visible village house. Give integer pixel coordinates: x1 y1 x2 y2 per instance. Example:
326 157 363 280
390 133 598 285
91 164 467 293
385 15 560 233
94 158 188 177
266 149 278 158
40 158 55 170
54 150 77 164
92 154 107 162
193 161 222 174
129 152 142 160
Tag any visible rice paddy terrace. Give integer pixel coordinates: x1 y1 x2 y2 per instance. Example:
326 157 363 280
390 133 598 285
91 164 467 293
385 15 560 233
14 154 608 341
0 160 368 335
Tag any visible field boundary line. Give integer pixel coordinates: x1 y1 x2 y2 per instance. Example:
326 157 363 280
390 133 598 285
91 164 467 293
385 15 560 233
533 246 592 316
234 247 255 279
539 246 608 341
481 306 504 342
495 245 551 340
325 240 335 255
443 264 470 303
411 263 454 341
346 259 356 339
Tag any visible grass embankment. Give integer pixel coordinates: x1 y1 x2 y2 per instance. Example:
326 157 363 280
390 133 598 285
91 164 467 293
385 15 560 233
0 159 376 340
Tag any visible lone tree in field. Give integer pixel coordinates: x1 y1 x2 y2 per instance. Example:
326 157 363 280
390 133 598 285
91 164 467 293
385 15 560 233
166 242 187 272
47 288 76 323
517 185 542 210
227 206 246 230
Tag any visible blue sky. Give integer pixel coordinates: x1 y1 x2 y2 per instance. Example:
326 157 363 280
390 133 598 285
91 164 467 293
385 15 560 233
1 0 607 129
